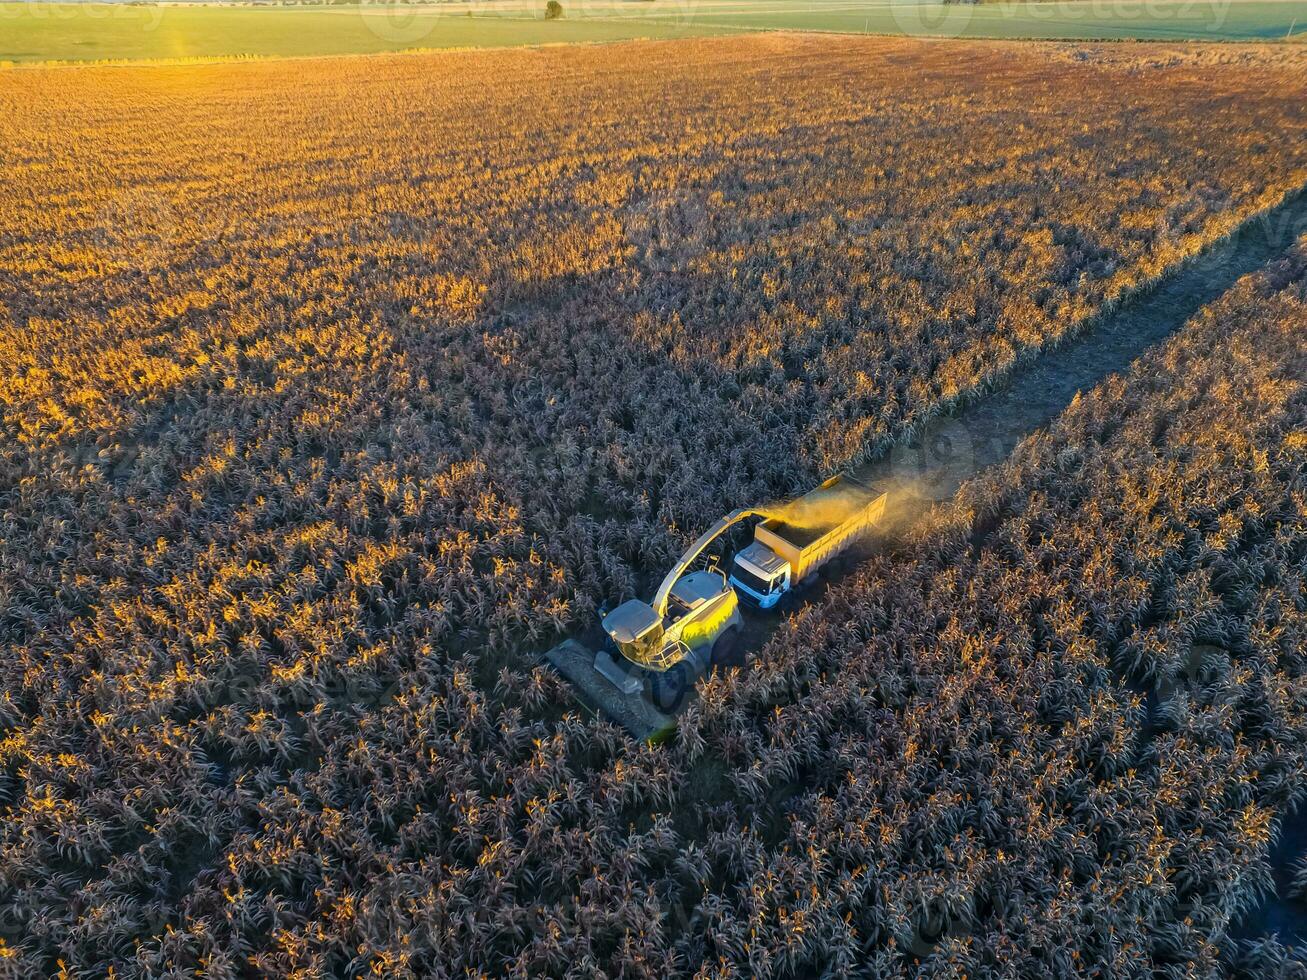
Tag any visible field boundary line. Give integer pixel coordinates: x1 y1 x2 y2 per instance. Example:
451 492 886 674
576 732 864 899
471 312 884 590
5 16 1302 70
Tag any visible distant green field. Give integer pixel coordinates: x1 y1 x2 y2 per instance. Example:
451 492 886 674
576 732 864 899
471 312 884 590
662 0 1307 40
0 3 733 63
0 0 1303 64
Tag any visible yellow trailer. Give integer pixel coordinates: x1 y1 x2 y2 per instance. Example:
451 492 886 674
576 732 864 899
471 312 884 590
730 475 887 610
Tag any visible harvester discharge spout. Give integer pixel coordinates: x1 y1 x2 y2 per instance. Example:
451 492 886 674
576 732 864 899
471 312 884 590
649 508 768 619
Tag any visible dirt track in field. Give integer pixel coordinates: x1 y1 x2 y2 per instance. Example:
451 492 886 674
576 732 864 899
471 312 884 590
855 184 1307 519
728 184 1307 656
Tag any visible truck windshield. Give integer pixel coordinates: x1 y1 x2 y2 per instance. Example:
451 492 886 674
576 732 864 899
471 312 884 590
733 563 777 595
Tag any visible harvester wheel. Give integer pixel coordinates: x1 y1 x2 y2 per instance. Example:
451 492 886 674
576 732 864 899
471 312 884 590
650 662 692 713
711 626 744 670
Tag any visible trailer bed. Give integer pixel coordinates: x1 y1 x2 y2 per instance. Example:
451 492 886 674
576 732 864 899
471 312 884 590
755 476 887 582
766 520 828 547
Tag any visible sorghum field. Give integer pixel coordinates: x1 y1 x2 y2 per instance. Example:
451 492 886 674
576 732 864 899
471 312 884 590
697 239 1307 976
1 34 1305 974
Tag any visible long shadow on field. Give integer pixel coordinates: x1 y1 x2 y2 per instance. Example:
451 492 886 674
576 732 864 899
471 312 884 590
717 184 1307 952
852 186 1307 508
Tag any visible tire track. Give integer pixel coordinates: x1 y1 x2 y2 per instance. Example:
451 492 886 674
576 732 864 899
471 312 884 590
551 185 1307 736
728 187 1307 699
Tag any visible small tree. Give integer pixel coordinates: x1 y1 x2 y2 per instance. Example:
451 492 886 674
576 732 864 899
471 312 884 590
545 0 563 17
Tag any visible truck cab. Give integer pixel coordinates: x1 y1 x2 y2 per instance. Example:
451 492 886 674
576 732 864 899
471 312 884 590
729 541 792 609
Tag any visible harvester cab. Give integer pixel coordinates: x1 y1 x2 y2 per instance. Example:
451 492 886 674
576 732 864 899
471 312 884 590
590 510 766 711
602 599 666 665
603 566 740 658
597 566 744 711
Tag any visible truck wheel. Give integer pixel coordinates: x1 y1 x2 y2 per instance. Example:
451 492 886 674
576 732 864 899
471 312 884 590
711 627 744 670
650 662 692 713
